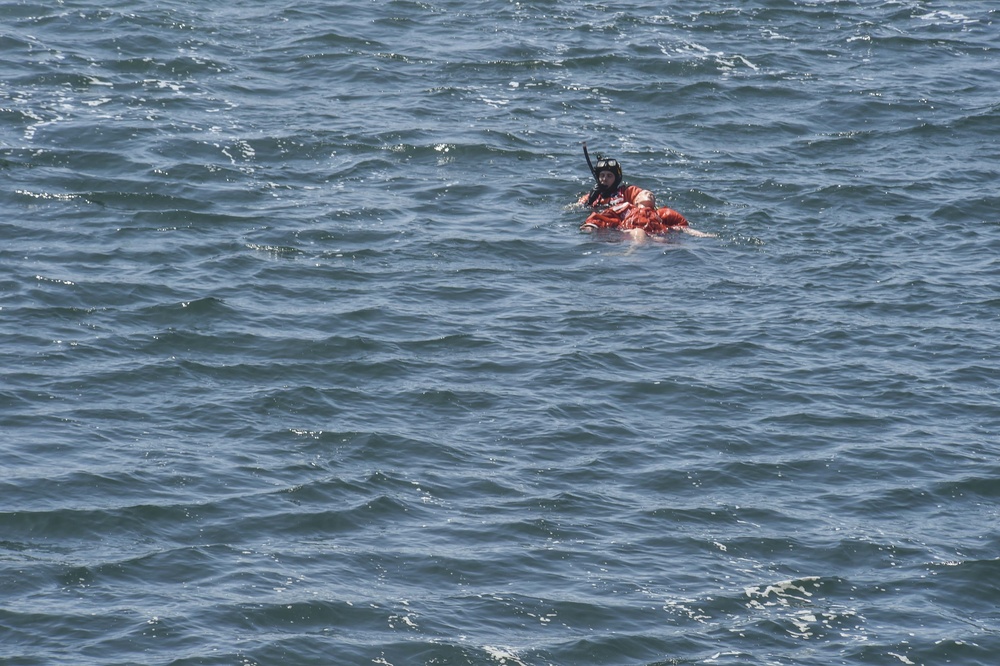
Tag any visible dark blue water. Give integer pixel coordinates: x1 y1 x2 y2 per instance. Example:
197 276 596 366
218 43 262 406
2 1 999 664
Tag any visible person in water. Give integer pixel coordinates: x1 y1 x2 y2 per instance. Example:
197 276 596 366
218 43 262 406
578 155 713 238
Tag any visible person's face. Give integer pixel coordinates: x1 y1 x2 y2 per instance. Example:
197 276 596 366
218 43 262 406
598 170 616 188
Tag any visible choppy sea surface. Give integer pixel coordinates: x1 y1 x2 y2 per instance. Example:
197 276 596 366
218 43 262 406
2 1 999 664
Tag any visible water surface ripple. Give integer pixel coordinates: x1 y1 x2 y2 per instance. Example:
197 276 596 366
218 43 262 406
2 1 999 664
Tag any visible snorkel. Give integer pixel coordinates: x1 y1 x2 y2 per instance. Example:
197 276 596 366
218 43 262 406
583 142 599 185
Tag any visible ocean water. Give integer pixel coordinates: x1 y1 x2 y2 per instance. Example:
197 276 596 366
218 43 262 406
2 0 998 664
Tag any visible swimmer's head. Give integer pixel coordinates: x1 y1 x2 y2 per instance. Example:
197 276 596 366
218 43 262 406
593 157 622 191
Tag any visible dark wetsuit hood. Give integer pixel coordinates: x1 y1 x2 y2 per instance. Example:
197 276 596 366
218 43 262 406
587 157 624 206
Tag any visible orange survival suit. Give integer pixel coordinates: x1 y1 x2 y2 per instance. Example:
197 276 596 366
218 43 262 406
580 185 689 235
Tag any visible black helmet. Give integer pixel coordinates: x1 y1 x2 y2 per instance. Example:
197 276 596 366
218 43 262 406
593 157 623 191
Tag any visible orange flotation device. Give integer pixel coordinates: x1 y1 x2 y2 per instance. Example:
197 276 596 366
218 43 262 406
583 204 689 235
